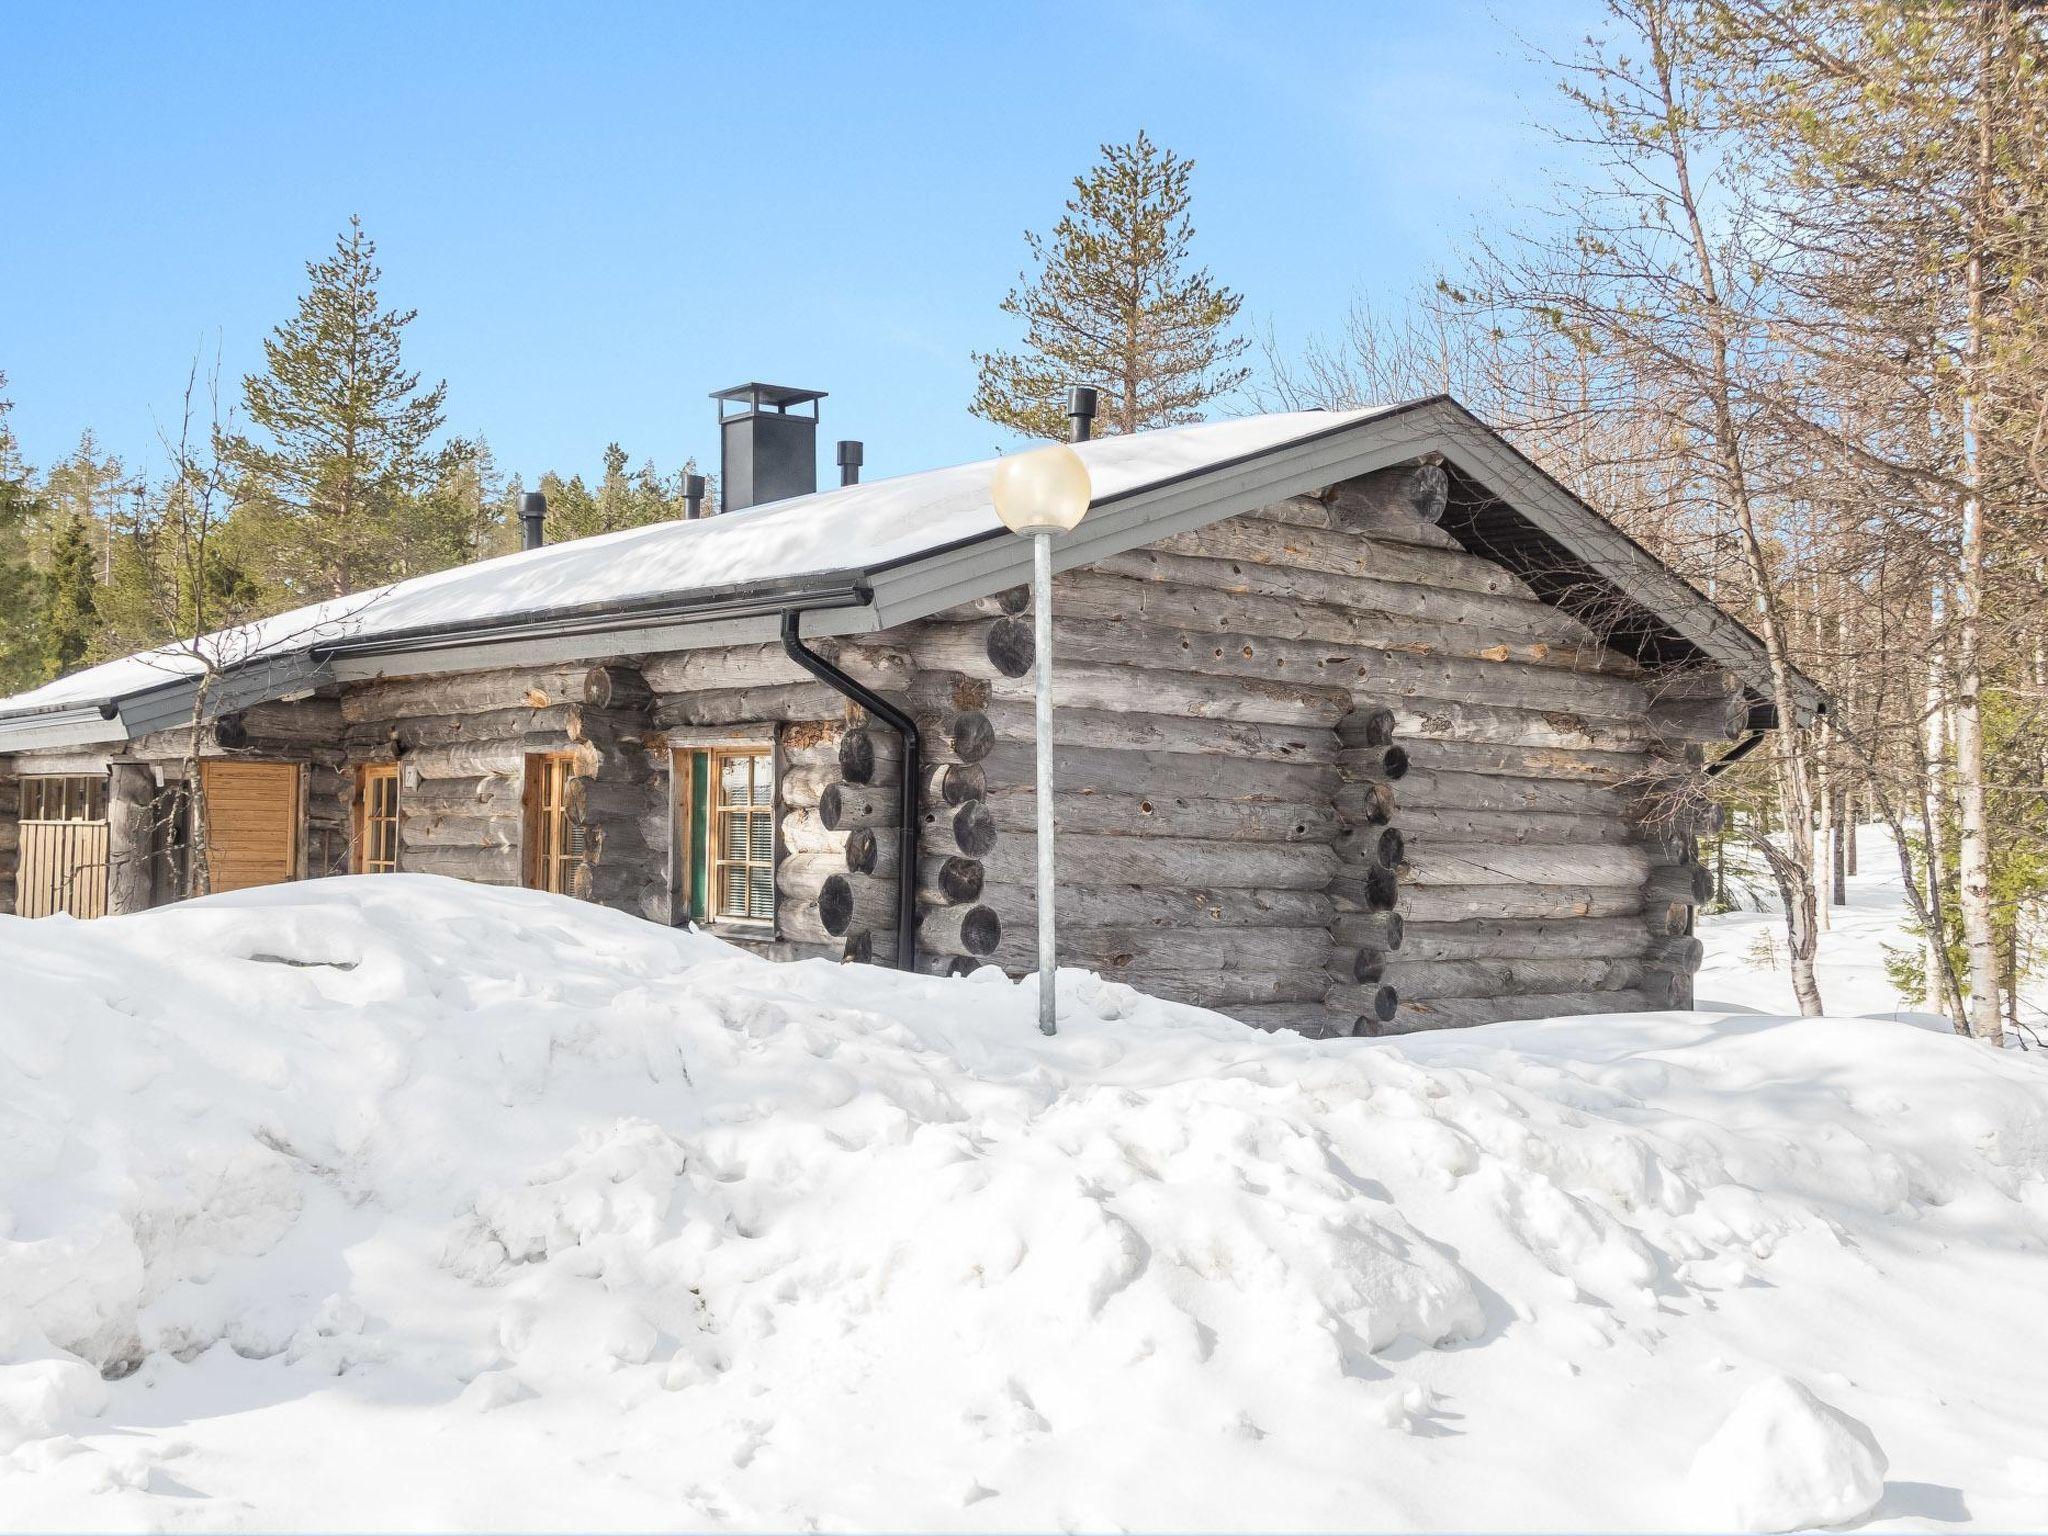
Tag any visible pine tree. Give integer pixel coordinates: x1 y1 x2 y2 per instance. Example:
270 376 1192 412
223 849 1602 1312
972 132 1249 439
226 215 450 599
42 429 127 583
39 512 98 679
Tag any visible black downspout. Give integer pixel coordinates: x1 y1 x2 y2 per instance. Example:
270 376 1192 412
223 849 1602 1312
779 608 919 972
1706 729 1768 778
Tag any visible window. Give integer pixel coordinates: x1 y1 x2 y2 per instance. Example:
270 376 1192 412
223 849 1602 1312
523 752 588 896
355 763 400 874
21 775 106 822
675 744 775 925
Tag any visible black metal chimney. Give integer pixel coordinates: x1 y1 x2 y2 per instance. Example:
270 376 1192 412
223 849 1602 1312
519 491 547 550
837 440 864 487
711 382 826 512
684 473 707 520
1068 385 1099 443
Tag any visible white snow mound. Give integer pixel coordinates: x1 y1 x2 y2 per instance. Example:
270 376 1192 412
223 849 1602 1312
2 874 2047 1531
1688 1375 1890 1531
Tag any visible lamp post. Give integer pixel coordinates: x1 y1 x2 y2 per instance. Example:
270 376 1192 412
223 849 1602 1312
990 439 1092 1035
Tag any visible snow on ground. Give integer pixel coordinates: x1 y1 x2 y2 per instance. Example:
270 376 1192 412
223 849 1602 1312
2 847 2046 1532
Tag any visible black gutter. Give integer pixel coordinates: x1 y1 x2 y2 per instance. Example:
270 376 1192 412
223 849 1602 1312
780 609 918 973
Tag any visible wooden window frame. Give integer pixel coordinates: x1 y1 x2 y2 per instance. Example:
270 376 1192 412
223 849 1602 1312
673 738 777 930
21 774 107 823
354 762 401 875
522 751 586 896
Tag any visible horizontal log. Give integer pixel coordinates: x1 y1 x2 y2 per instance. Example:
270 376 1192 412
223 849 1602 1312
894 672 995 716
399 812 515 851
1139 970 1334 1008
1376 766 1623 816
1335 780 1398 826
914 950 983 978
1332 911 1405 952
1150 518 1536 601
562 777 659 825
1647 900 1692 937
396 843 520 884
1385 804 1640 847
388 706 574 754
976 882 1333 931
988 924 1333 975
1379 956 1659 1001
214 698 347 749
930 584 1032 621
919 856 985 906
986 663 1355 728
641 642 911 696
1339 707 1398 747
925 762 985 807
1052 570 1607 673
820 874 895 937
983 792 1339 843
1398 737 1666 785
782 807 845 855
776 851 844 906
1336 745 1411 784
1649 935 1706 973
403 742 530 781
981 740 1334 803
905 619 1036 680
1337 825 1405 869
979 834 1336 891
979 702 1335 765
1645 862 1714 905
1328 865 1401 912
1334 946 1390 984
1322 982 1403 1023
1376 987 1673 1033
1327 462 1451 528
818 781 896 832
583 665 653 711
778 905 844 949
339 666 589 724
1377 697 1670 753
1387 916 1661 962
841 715 996 781
1396 841 1651 889
917 902 1002 957
1397 884 1646 922
1646 692 1747 743
653 685 851 728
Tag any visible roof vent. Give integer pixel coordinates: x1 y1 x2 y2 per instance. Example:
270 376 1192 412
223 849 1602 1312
711 382 826 512
837 439 864 487
519 491 547 550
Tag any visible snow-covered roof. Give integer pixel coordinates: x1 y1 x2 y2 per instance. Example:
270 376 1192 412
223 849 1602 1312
0 399 1823 752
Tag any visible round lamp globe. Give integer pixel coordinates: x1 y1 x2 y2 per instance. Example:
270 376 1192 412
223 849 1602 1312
991 444 1092 536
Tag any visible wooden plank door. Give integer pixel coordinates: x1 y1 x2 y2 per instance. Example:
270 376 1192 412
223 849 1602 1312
16 775 110 919
200 761 303 894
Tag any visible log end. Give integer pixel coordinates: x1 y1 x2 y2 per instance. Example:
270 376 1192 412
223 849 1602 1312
839 729 879 784
845 826 879 875
950 711 996 763
986 617 1036 679
820 874 856 937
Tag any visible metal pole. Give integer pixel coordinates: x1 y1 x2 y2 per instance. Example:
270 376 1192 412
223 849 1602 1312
1034 528 1057 1035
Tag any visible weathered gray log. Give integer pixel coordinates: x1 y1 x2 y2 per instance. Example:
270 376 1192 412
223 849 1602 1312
906 619 1036 680
818 781 896 831
397 843 520 883
653 684 851 728
1149 519 1535 601
1334 947 1391 984
989 924 1332 974
775 851 843 908
983 793 1338 843
1231 1003 1361 1040
782 807 844 855
917 902 1002 957
1092 545 1601 654
893 671 995 716
1378 766 1627 816
1645 861 1714 905
1327 463 1451 528
1333 911 1405 952
1395 737 1668 786
1134 969 1334 1008
1342 825 1405 869
1646 691 1748 743
1340 707 1398 747
561 777 657 825
1374 697 1674 753
1396 884 1646 923
1322 982 1403 1023
1627 794 1725 839
1328 865 1402 913
977 882 1333 931
981 740 1334 803
841 714 996 781
1378 988 1672 1032
978 703 1334 768
925 762 985 807
778 905 845 949
915 800 999 860
403 742 528 781
914 950 983 977
1387 804 1639 847
1387 916 1658 962
778 726 844 769
929 584 1034 621
917 856 985 906
1051 571 1605 673
214 698 347 750
385 705 571 751
819 874 896 937
106 761 155 915
340 665 593 724
1379 956 1659 1001
1648 934 1706 972
641 642 911 696
401 813 517 851
1336 745 1411 784
1336 780 1398 826
583 665 653 711
1396 841 1651 889
986 663 1355 729
980 834 1335 891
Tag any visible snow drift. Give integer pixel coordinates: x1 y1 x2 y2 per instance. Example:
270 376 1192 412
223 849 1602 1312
3 875 2047 1531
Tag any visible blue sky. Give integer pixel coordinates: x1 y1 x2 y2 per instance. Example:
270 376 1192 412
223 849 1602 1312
1 1 1583 489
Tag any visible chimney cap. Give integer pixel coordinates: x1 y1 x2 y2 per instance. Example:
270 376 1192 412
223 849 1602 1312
712 382 827 417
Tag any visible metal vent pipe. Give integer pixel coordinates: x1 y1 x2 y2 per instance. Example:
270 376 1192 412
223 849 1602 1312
837 440 864 487
519 491 547 550
684 473 707 520
1067 386 1099 443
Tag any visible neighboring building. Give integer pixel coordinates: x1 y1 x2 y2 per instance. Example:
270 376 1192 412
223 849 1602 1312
0 393 1826 1035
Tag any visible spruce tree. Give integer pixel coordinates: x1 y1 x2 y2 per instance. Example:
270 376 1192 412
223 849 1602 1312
0 377 42 693
972 132 1249 439
39 512 98 679
226 216 449 598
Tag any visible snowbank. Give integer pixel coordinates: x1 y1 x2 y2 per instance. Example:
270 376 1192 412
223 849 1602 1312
3 874 2047 1531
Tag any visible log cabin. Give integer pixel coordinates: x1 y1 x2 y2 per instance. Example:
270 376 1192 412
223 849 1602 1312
0 390 1826 1036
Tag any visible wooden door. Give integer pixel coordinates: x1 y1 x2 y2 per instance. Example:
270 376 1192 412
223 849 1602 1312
16 775 110 919
200 761 302 894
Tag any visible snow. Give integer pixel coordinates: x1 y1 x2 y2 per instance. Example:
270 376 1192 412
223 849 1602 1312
1687 1376 1889 1532
3 842 2047 1530
0 408 1385 718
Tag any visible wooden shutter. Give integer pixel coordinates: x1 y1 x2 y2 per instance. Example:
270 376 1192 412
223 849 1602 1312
16 775 110 919
354 763 400 874
200 761 303 894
